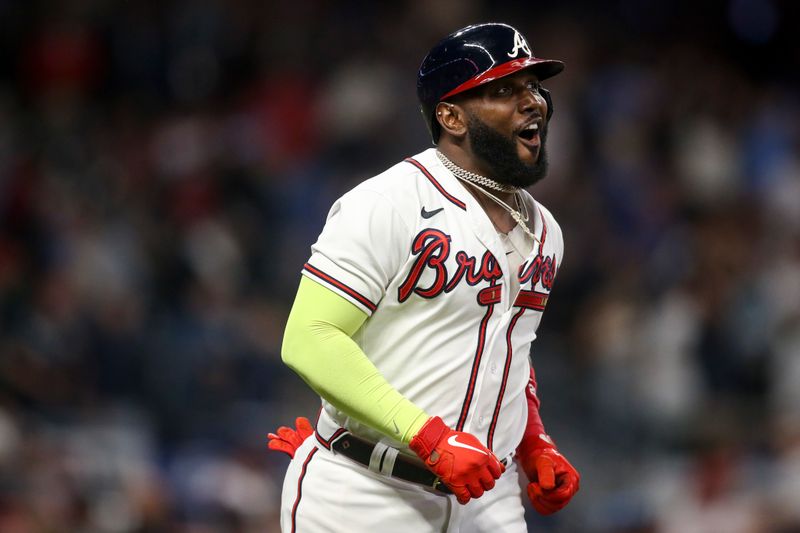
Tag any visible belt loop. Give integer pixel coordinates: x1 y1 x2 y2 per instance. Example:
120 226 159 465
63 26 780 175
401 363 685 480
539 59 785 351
502 450 514 467
368 439 401 476
368 441 390 473
328 430 349 452
379 446 399 476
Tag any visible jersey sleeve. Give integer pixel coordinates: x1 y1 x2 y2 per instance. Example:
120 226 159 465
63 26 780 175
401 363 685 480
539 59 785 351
303 188 412 315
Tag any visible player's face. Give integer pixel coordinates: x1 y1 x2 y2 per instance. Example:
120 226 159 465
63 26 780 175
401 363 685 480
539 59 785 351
462 70 550 188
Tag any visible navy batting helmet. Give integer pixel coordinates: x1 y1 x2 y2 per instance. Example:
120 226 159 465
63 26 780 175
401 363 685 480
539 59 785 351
417 23 564 143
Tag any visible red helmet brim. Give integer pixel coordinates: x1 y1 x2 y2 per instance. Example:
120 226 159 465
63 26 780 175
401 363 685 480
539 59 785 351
440 58 564 101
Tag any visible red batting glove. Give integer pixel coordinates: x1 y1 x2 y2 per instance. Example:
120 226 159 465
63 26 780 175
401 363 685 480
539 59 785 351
517 433 580 515
267 417 314 459
409 416 505 504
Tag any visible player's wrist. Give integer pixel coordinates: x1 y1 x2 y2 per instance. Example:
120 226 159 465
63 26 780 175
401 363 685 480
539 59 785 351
408 416 448 460
518 432 557 455
517 433 558 477
404 411 430 443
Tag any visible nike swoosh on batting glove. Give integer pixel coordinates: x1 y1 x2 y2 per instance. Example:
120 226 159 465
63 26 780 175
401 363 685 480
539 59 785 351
517 433 580 515
409 416 504 504
267 417 314 459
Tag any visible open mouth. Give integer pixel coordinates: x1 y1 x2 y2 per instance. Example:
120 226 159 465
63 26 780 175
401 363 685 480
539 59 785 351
517 122 540 145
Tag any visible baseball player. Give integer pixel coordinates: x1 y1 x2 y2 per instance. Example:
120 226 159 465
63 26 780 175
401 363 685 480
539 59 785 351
273 22 580 532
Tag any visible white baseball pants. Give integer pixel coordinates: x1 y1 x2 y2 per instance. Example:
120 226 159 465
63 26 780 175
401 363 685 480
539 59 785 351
280 436 528 533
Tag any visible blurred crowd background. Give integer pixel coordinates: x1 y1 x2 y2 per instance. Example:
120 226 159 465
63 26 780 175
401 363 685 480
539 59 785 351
1 0 799 531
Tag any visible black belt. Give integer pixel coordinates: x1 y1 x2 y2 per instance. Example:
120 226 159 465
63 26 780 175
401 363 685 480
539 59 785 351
330 433 453 494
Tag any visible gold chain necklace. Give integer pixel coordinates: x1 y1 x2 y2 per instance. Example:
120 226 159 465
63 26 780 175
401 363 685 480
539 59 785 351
436 151 517 193
436 151 539 243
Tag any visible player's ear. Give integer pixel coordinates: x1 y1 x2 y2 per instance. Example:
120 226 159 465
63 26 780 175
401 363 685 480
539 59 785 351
435 102 467 139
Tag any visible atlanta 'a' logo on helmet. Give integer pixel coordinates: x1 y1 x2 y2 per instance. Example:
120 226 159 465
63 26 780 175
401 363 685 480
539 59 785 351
507 30 532 58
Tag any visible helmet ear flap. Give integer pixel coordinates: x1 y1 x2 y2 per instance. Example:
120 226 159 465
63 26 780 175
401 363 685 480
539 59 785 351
540 86 554 122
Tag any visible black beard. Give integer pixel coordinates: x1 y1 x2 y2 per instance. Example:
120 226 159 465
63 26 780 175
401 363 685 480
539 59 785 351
465 112 549 188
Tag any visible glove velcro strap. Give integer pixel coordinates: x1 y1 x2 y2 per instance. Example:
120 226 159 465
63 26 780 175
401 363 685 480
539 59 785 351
409 416 448 459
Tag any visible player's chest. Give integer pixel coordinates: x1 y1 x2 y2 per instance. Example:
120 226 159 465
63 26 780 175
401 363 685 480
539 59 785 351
390 222 559 311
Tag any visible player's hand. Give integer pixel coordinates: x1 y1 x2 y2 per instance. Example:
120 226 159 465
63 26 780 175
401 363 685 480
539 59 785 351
518 434 580 515
267 417 314 459
409 416 504 505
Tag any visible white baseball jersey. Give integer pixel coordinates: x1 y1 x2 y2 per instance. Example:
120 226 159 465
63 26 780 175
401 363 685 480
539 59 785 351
303 147 564 461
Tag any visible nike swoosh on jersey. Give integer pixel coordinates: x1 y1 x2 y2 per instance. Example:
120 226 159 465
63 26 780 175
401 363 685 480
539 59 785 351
421 206 445 219
447 435 489 455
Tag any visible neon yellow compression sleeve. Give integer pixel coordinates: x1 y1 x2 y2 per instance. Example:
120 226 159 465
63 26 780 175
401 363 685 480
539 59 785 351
281 276 430 443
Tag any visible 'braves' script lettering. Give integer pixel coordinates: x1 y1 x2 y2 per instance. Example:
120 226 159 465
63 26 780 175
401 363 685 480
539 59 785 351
398 229 503 302
518 252 557 290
